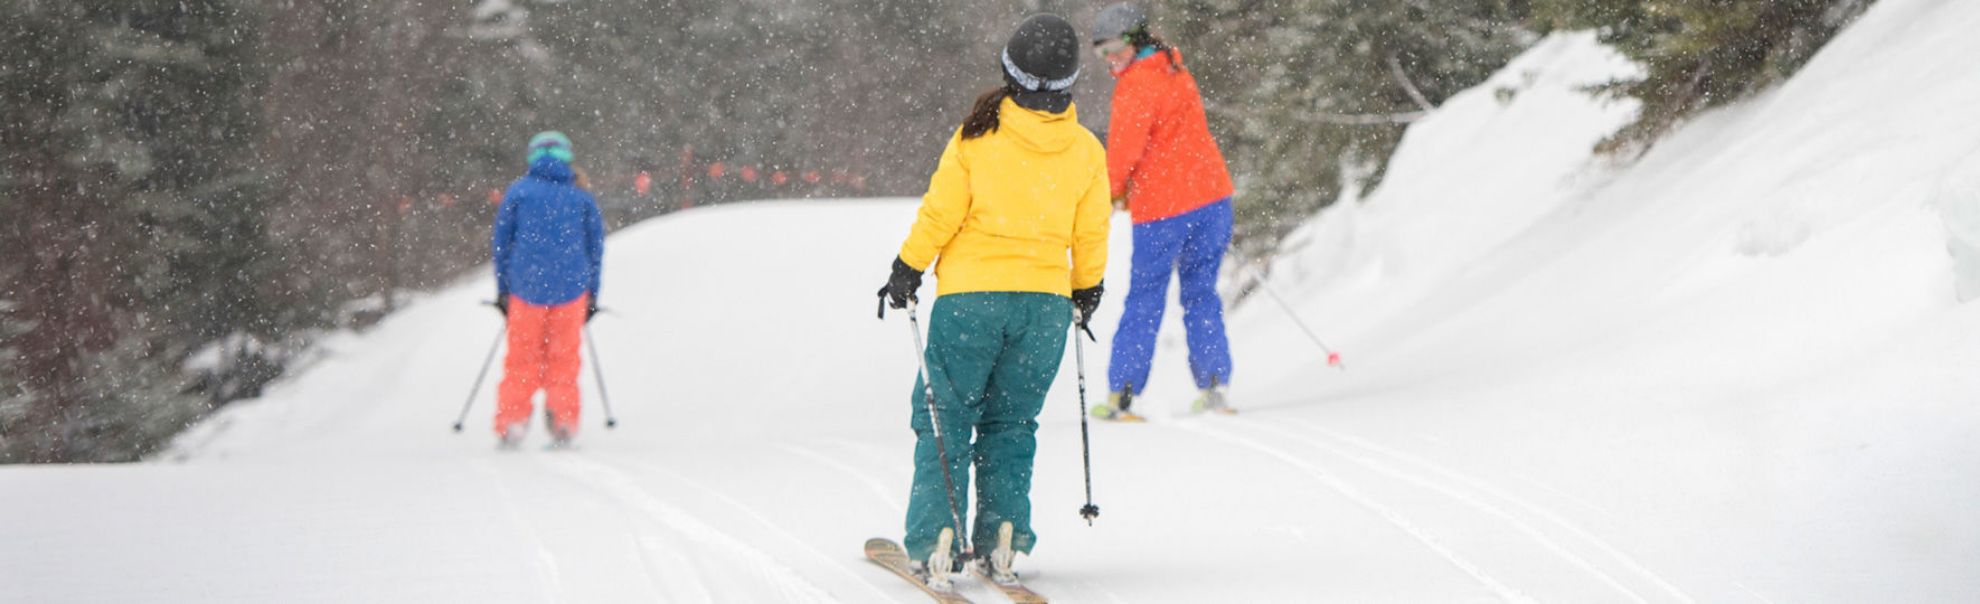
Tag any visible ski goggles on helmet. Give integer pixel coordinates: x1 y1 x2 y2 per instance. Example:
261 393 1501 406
527 131 573 163
1092 38 1131 60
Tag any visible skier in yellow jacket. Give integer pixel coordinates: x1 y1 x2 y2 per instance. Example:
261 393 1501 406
876 13 1110 592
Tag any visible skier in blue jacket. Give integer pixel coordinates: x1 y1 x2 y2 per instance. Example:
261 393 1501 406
490 131 605 449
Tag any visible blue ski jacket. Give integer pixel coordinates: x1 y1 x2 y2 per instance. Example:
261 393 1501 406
492 157 604 306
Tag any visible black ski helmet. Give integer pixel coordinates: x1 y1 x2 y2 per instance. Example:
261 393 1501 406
1092 3 1149 44
1001 14 1081 113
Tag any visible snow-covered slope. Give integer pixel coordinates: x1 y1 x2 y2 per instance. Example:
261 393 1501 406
1230 2 1980 600
4 0 1978 601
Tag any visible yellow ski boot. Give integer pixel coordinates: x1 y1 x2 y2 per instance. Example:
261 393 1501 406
1090 389 1147 422
1191 384 1237 415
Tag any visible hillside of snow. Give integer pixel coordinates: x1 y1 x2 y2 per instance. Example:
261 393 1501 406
5 0 1979 601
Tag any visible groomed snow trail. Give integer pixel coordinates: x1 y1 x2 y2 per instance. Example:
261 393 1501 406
0 198 1690 603
6 3 1980 601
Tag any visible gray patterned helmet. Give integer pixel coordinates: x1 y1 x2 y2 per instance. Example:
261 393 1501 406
1091 3 1148 44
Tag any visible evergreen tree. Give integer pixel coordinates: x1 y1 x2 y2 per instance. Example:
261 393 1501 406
1532 0 1875 153
0 0 285 462
1156 0 1534 259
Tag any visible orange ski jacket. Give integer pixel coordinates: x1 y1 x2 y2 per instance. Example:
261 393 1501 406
1106 49 1235 224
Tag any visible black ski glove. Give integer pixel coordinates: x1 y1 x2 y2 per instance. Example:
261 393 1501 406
585 298 599 323
877 256 923 313
493 289 510 317
1071 282 1104 341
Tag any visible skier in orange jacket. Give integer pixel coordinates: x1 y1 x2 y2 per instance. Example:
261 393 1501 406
1090 3 1238 420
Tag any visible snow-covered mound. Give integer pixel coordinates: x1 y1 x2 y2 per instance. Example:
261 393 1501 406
3 0 1976 601
1232 3 1980 601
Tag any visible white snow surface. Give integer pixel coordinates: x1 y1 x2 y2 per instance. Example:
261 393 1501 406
8 2 1980 601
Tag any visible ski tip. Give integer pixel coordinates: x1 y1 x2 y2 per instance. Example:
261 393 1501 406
864 537 902 554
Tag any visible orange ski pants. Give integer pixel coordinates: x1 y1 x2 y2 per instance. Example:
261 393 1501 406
495 294 586 435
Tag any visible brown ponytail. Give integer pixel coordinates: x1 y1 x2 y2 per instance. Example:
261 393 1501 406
1130 31 1184 74
961 87 1011 140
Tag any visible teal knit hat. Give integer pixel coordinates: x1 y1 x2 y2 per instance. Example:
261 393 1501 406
527 131 573 164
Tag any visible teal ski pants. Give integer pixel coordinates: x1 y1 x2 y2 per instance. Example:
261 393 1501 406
904 292 1071 561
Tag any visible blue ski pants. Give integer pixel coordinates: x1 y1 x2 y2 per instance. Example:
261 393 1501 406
1109 199 1233 395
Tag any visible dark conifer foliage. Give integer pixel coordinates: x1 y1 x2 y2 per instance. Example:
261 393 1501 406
2 0 284 461
1532 0 1875 153
1153 0 1536 260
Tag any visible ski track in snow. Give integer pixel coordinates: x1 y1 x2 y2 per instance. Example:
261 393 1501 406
535 454 842 603
784 443 908 515
1227 415 1685 604
504 453 708 602
1175 420 1537 604
1281 418 1697 604
587 450 907 603
472 460 569 602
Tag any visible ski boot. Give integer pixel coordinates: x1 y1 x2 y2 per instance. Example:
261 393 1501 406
984 521 1020 586
1191 381 1236 415
546 424 576 450
1089 388 1146 422
496 423 527 451
912 527 958 592
542 408 576 450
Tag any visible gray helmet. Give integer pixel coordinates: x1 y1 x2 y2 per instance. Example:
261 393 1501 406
1091 3 1148 44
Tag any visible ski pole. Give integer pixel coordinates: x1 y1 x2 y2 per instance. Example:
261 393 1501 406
1246 263 1346 370
452 324 506 432
904 299 972 559
584 324 619 429
1072 309 1101 525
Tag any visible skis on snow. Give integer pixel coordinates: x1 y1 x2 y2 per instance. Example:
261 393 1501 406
969 562 1049 603
865 538 974 603
865 538 1053 603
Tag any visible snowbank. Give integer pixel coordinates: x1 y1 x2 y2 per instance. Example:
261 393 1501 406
1235 3 1980 601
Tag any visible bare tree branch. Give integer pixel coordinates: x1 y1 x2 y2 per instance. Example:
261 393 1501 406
1387 53 1436 113
1205 101 1426 126
1298 111 1428 125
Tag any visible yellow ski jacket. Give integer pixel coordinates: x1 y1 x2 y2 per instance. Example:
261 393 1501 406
898 98 1111 297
